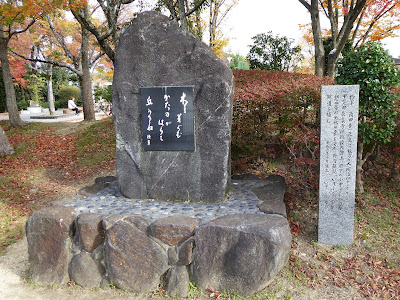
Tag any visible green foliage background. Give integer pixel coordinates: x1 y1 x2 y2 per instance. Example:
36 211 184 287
336 42 400 146
55 86 81 109
246 32 302 71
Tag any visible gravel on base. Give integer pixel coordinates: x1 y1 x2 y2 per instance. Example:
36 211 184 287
65 180 267 223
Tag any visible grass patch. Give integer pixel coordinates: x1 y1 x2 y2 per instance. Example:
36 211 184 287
76 118 116 168
0 202 27 255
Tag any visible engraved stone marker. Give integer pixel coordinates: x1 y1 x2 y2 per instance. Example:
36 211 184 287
113 12 233 203
318 85 359 245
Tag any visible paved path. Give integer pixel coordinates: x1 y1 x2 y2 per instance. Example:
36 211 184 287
0 111 110 123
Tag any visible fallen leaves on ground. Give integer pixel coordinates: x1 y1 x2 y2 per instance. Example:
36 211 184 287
0 119 116 254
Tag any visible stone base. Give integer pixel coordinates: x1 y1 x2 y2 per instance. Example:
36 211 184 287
26 176 291 296
27 107 42 114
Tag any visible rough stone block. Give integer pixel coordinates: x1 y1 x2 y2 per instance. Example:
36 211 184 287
26 206 77 285
95 176 117 184
78 182 109 197
166 266 190 298
92 245 105 263
148 216 199 246
69 252 105 288
253 175 287 217
168 246 178 265
177 237 195 265
104 220 169 292
75 213 105 253
113 11 234 203
0 125 14 155
124 215 151 233
102 214 125 230
192 214 291 295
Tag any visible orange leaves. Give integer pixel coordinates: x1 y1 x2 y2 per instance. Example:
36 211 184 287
299 0 400 48
0 0 87 26
9 58 27 87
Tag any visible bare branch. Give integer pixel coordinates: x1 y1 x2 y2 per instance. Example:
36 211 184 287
71 8 115 62
320 0 329 18
185 0 207 17
298 0 311 11
9 19 36 38
11 50 81 75
47 16 78 66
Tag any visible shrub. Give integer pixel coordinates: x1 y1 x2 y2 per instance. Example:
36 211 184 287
56 86 81 107
16 100 28 111
336 42 400 192
232 70 333 155
39 101 49 109
27 73 46 104
232 69 334 189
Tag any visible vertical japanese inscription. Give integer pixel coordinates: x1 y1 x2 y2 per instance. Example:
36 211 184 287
318 85 359 245
141 86 195 151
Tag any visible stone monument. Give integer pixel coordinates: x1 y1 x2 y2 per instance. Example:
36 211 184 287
113 11 234 203
25 12 291 298
318 85 359 245
0 125 14 155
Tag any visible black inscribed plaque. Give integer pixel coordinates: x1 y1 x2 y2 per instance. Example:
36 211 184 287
141 86 195 151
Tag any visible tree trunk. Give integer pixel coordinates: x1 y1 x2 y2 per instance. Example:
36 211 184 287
0 29 24 127
356 141 365 194
209 1 215 47
326 55 338 78
80 7 95 122
47 56 55 115
19 84 26 103
310 0 325 77
391 136 400 178
46 66 56 115
178 0 188 31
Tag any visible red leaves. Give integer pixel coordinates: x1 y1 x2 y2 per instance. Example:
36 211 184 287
301 252 400 299
9 58 27 87
232 70 332 189
289 220 301 236
207 287 222 299
1 130 77 172
0 121 116 207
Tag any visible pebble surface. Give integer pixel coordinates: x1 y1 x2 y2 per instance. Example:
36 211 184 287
65 180 267 223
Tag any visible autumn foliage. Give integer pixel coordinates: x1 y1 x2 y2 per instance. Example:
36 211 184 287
232 70 333 186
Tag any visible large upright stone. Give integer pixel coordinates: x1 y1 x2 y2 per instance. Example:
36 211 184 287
318 85 359 245
113 11 234 203
26 207 77 285
104 220 169 292
74 213 105 253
